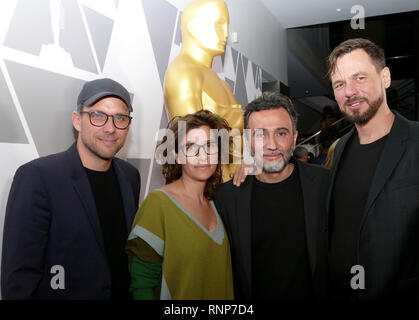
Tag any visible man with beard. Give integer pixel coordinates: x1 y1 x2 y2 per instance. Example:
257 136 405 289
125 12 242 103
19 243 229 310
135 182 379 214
1 78 141 299
215 92 330 300
327 38 419 299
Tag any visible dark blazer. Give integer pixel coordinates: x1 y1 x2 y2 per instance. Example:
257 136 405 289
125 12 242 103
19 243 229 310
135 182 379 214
327 112 419 299
1 143 141 299
215 161 330 300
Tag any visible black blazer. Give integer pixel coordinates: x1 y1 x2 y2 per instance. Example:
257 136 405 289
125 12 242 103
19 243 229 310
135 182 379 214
326 112 419 299
1 143 141 299
215 161 330 300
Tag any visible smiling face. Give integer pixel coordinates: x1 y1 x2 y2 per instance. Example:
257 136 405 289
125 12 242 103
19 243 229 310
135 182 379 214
72 96 130 167
247 108 297 174
178 125 218 182
331 49 391 125
186 1 229 54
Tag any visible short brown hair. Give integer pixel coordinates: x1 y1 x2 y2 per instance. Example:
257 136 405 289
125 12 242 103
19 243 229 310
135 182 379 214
327 38 386 79
158 110 231 200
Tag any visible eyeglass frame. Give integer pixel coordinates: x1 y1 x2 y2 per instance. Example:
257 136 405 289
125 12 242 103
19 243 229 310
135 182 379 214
79 110 132 130
179 141 219 157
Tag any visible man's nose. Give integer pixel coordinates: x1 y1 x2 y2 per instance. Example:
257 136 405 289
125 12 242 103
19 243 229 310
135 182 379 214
344 81 358 97
265 133 277 150
103 116 116 133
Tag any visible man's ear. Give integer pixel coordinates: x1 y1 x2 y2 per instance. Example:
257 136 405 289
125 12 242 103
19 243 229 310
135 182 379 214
72 111 81 133
294 130 299 147
381 67 391 89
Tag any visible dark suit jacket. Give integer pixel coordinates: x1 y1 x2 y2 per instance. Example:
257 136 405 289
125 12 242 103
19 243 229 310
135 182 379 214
327 112 419 299
1 143 141 299
215 161 330 300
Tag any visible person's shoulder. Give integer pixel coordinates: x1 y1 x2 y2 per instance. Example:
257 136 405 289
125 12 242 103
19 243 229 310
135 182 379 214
298 161 330 178
143 189 169 203
215 179 242 200
301 161 329 172
407 118 419 136
216 179 235 192
113 158 141 192
407 120 419 152
16 148 69 176
394 113 419 145
113 157 139 176
139 189 173 214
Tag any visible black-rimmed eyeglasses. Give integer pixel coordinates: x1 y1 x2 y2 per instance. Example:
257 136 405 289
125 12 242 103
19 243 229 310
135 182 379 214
180 141 219 157
80 110 132 130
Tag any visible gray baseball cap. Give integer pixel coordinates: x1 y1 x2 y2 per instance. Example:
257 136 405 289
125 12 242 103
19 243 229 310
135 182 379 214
77 78 132 112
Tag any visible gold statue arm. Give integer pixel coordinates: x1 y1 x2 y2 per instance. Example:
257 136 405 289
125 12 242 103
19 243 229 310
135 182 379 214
220 80 241 108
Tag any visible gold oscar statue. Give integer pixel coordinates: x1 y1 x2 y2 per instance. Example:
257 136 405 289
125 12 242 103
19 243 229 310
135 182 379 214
164 0 243 180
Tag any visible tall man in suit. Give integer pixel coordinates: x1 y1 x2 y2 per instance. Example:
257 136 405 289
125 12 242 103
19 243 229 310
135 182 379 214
1 78 141 299
215 92 330 300
327 38 419 299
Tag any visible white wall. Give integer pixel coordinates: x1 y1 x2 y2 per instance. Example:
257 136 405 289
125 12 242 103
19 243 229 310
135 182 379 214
226 0 287 84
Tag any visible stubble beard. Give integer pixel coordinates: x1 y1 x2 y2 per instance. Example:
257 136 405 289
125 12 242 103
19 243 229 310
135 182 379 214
342 91 384 126
253 148 294 174
81 133 123 161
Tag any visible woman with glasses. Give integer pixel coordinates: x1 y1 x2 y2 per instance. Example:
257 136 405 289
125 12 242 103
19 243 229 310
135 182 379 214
126 110 234 299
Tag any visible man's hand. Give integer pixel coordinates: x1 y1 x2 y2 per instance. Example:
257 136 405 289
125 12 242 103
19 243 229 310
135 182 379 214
230 163 253 187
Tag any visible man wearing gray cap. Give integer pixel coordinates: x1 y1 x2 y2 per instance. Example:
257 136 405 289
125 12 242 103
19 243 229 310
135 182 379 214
1 78 141 300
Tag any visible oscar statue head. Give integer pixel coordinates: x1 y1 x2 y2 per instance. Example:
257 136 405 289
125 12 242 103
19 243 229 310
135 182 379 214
181 0 229 55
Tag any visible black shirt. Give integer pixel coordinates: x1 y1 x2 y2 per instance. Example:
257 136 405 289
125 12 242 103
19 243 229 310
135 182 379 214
85 163 131 300
251 165 315 300
329 133 388 299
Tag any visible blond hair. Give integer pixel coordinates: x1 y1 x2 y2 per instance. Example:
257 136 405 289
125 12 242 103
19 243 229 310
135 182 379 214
324 138 340 169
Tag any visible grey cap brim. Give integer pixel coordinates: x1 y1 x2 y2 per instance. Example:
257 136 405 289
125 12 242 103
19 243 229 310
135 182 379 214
81 91 133 112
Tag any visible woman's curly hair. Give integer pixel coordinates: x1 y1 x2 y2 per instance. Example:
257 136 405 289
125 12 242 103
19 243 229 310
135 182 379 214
157 110 231 200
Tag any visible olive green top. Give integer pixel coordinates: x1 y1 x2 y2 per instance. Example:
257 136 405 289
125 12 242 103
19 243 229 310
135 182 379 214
126 189 234 300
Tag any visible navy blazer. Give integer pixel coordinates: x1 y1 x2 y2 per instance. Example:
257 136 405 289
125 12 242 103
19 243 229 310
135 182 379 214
1 143 141 299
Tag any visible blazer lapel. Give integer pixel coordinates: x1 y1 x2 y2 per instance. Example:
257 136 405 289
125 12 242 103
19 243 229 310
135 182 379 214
67 143 106 255
326 128 355 222
297 162 318 276
360 114 408 230
73 176 106 253
113 160 136 232
234 175 254 297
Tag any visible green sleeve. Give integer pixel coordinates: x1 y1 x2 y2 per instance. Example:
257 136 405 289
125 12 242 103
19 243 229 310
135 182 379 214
129 255 162 300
